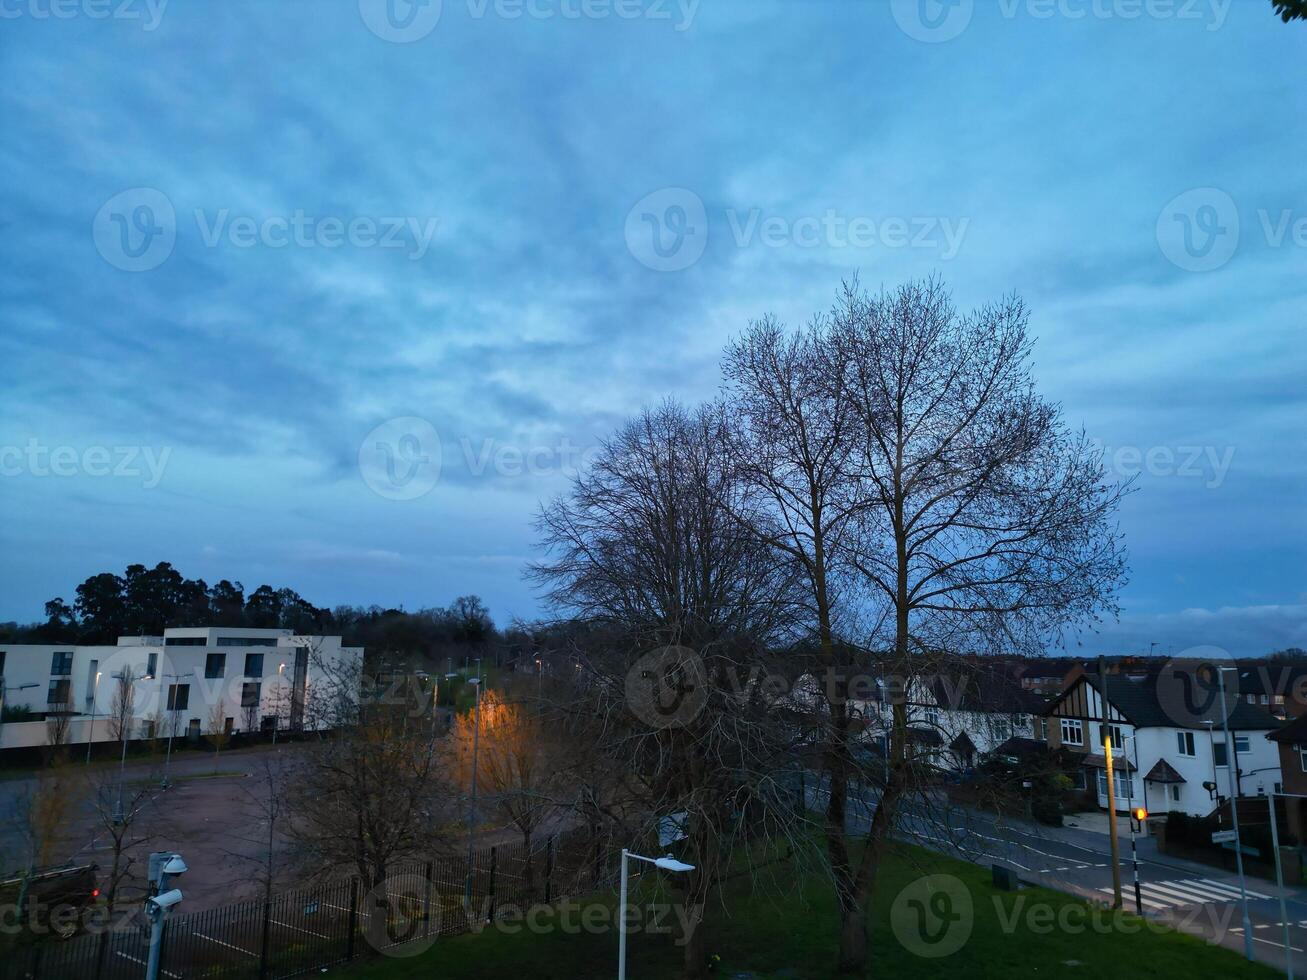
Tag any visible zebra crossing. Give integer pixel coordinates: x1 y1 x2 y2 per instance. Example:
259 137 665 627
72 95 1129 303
1099 877 1272 911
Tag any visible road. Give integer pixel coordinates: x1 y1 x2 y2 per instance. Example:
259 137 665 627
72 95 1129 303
807 774 1304 975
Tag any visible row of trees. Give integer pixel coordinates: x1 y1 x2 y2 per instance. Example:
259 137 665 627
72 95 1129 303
523 277 1129 976
3 563 498 668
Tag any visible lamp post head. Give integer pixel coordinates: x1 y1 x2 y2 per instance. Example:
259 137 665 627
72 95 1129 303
652 856 695 873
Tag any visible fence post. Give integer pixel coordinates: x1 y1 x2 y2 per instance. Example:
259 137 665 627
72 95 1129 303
259 900 272 980
544 837 553 904
488 846 497 920
346 878 359 961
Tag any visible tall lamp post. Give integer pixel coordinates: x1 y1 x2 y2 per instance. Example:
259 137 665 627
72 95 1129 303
272 662 286 745
1216 666 1253 961
463 661 482 906
85 671 102 765
618 850 695 980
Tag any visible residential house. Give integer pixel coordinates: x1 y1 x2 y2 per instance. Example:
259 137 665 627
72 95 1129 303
1044 671 1283 818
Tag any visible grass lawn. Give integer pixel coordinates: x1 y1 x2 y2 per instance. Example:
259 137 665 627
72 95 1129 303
338 841 1276 979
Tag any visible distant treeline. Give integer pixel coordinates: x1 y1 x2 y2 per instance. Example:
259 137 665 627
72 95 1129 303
0 561 523 667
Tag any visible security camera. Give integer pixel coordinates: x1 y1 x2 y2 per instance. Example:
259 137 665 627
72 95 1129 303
149 888 183 911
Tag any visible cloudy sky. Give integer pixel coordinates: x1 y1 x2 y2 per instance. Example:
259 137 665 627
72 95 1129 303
0 0 1303 656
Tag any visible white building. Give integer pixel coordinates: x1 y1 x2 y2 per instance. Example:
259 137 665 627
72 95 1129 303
1045 672 1284 818
0 627 363 751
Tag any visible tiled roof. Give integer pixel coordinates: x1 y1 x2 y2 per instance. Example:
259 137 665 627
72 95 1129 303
1143 759 1186 784
1046 672 1285 732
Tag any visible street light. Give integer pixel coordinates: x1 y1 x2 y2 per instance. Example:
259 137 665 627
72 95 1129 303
272 662 286 745
463 660 483 906
618 849 695 980
1216 666 1253 962
85 671 102 765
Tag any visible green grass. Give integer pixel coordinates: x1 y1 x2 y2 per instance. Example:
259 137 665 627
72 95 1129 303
339 841 1276 979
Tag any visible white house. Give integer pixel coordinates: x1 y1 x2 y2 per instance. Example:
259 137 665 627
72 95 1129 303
0 627 363 751
791 664 1045 773
1044 672 1284 818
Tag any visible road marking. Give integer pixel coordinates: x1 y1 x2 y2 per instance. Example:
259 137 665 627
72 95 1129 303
194 932 258 957
1199 878 1271 900
272 918 330 939
116 951 182 978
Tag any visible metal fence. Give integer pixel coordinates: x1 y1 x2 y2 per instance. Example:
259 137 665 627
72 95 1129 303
0 829 603 980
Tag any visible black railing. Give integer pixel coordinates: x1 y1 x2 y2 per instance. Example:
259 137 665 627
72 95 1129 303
0 829 601 980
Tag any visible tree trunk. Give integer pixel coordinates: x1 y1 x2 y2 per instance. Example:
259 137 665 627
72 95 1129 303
681 902 708 980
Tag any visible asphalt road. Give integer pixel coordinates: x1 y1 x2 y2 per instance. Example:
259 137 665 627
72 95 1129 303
808 775 1303 975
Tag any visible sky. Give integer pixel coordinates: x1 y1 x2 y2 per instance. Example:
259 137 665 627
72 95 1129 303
0 0 1303 658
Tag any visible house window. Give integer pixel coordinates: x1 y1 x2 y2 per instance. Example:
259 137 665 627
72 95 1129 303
219 636 278 647
167 683 190 711
1275 695 1285 705
165 637 207 646
1099 724 1124 749
1247 693 1256 704
1170 785 1181 802
224 717 234 735
1097 770 1135 799
993 717 1010 741
923 706 940 727
1234 734 1250 754
1061 718 1083 746
145 652 158 678
1177 731 1196 756
1213 742 1228 767
205 654 226 679
1299 746 1307 773
241 682 262 708
244 654 264 678
50 652 74 676
1261 695 1270 706
47 678 71 706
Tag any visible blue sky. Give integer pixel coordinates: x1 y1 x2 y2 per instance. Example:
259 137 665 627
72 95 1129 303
0 0 1303 657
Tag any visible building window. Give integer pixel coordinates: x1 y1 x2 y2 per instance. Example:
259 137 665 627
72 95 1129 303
1261 695 1270 705
1247 693 1256 704
205 654 227 679
50 652 74 676
219 636 278 647
993 717 1010 741
1274 695 1285 705
167 684 190 711
224 717 234 735
1177 731 1196 756
241 682 262 708
244 654 264 678
1061 718 1083 746
1275 782 1283 794
923 706 940 727
0 651 6 675
1170 785 1181 802
1300 747 1307 773
165 637 207 646
1097 770 1135 799
1235 734 1250 754
1213 742 1228 767
47 678 71 706
145 652 158 678
1099 724 1124 749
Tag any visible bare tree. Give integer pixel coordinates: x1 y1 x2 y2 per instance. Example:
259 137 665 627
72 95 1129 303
107 667 136 744
207 698 231 772
728 279 1129 972
4 766 74 921
84 769 158 915
531 401 806 980
283 655 452 892
450 687 560 893
223 755 290 904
